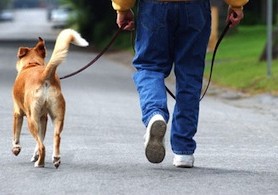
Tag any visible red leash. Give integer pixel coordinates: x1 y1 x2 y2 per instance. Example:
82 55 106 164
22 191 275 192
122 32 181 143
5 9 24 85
59 26 125 80
60 21 231 101
163 21 232 101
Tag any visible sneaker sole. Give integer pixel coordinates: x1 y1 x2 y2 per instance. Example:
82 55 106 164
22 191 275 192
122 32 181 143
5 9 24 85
173 163 194 168
173 156 194 168
145 120 166 163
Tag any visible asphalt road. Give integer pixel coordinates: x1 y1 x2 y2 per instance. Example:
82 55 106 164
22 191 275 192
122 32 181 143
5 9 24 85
0 8 278 195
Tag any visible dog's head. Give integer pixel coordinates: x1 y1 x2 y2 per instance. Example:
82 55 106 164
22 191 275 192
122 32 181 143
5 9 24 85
16 37 46 72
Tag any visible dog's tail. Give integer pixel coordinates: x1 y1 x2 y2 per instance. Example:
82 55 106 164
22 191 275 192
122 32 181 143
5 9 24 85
43 29 88 80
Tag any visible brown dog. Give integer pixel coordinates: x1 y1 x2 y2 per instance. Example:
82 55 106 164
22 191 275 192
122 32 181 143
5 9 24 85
12 29 88 168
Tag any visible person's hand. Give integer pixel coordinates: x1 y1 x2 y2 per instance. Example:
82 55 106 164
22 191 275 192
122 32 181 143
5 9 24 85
116 9 135 31
226 6 244 28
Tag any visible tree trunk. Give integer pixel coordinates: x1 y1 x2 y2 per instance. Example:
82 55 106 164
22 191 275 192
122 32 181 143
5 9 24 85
259 28 278 61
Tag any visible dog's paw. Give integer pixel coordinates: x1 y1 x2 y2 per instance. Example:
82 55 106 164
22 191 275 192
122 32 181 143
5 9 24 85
52 157 61 169
12 146 21 156
34 161 45 168
30 154 39 162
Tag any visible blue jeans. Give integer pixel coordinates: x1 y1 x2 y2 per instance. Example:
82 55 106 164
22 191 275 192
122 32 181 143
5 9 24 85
133 0 211 155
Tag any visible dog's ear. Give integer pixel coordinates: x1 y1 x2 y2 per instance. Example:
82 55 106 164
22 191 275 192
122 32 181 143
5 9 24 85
35 37 46 58
17 47 30 59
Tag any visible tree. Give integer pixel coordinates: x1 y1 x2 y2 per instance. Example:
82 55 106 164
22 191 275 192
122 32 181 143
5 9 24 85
259 1 278 61
259 27 278 61
0 0 11 11
60 0 117 46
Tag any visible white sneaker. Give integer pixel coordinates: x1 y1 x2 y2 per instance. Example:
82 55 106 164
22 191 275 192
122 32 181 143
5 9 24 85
144 114 167 163
173 154 194 168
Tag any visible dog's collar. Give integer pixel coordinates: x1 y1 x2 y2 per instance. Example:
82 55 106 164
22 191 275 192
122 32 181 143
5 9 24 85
28 62 41 66
23 62 43 69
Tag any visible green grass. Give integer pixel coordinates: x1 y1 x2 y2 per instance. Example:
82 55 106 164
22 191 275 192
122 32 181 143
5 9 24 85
205 25 278 95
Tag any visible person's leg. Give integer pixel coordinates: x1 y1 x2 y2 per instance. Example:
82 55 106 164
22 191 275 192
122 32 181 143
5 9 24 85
133 0 174 126
132 0 176 163
171 0 211 166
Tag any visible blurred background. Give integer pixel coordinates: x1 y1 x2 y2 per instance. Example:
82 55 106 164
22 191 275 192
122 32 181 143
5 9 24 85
0 0 278 94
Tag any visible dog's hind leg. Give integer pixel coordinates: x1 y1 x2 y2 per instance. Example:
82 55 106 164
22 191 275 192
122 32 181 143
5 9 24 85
52 118 64 168
31 114 48 162
12 112 23 156
27 116 46 168
50 97 65 169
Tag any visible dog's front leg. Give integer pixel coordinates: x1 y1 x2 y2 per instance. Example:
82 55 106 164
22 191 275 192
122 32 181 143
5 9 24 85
31 144 39 162
12 112 23 156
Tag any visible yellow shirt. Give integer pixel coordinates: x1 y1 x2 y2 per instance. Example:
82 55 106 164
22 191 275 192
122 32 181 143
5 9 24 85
112 0 135 12
112 0 249 12
225 0 249 9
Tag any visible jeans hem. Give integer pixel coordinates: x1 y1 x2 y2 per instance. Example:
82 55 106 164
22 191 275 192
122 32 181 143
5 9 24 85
145 112 166 127
173 150 195 155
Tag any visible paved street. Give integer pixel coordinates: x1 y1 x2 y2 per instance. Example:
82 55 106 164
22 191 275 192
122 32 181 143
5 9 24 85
0 8 59 41
0 8 278 195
